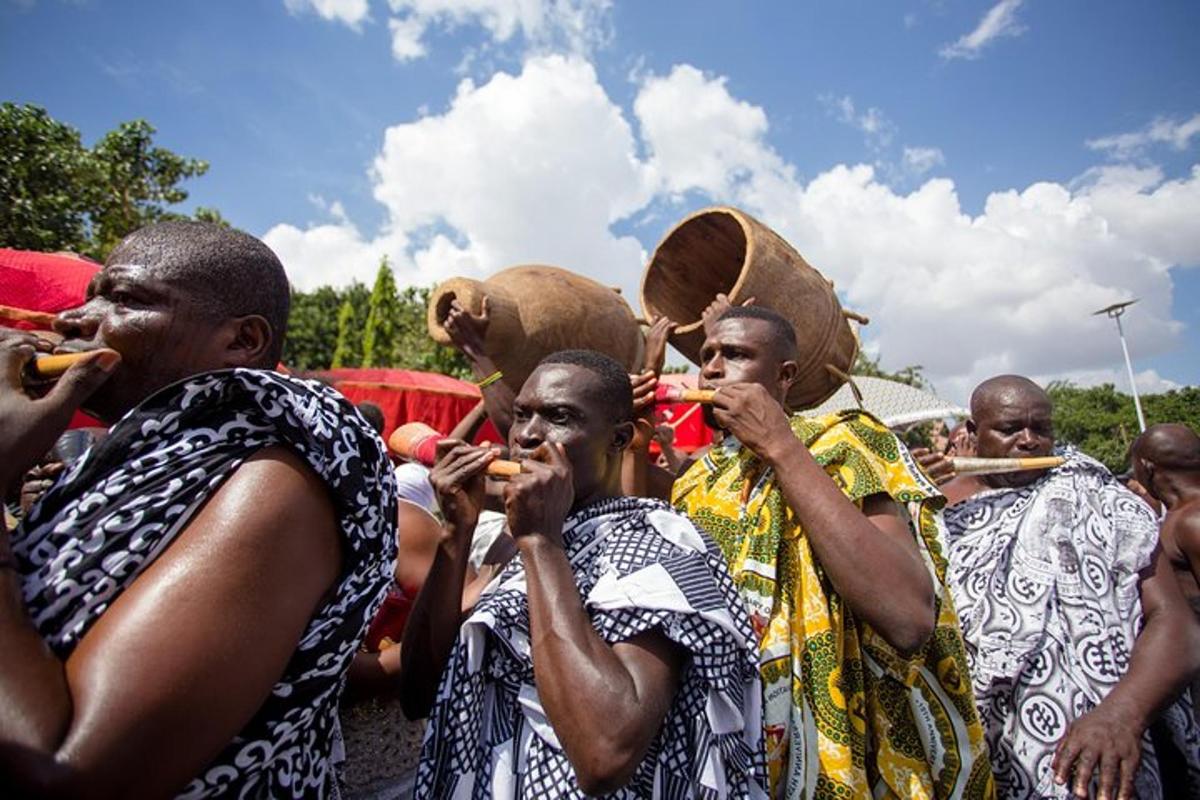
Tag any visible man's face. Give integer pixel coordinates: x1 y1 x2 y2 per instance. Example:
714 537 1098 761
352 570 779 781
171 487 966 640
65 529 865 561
509 364 626 503
698 317 792 428
52 263 231 423
972 386 1054 487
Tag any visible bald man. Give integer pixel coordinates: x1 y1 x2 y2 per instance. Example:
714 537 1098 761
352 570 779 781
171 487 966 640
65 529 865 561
1133 424 1200 713
943 376 1200 800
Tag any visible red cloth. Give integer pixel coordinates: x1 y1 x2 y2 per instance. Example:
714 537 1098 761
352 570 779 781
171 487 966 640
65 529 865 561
319 368 500 445
652 373 713 454
0 249 102 430
0 248 99 331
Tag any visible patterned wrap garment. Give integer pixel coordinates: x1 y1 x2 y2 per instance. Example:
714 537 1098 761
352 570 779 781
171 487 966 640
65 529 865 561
11 368 398 798
943 447 1200 799
673 410 993 800
415 496 769 799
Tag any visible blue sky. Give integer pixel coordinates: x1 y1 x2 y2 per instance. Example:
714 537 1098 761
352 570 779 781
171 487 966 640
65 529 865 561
4 0 1198 401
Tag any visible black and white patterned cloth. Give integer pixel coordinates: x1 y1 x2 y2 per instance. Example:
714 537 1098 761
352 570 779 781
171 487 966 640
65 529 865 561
415 496 767 799
11 368 398 799
943 447 1200 799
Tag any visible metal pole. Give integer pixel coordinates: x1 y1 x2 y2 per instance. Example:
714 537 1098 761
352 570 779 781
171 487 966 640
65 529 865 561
1113 311 1147 432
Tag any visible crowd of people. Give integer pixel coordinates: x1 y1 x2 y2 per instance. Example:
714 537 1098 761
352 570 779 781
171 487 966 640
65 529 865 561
1 220 1198 800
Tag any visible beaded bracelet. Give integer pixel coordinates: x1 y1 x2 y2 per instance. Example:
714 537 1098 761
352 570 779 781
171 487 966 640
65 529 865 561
476 370 503 389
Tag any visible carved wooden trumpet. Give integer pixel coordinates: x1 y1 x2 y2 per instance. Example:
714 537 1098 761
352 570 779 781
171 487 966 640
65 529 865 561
950 456 1065 475
653 384 716 404
388 422 522 477
26 349 119 381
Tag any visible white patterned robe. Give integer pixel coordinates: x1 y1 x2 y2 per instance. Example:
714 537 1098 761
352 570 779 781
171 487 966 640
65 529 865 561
415 496 767 799
943 448 1200 799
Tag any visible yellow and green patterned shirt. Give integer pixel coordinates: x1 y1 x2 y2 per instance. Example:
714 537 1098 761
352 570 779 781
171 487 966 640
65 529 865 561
673 410 993 800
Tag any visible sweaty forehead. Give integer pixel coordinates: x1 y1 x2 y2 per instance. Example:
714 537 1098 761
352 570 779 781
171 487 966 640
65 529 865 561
705 317 773 348
518 364 597 406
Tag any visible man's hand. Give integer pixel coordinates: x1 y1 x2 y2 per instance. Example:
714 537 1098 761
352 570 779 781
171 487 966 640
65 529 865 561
710 383 794 461
0 332 118 491
430 440 495 538
701 292 755 333
1052 706 1142 800
505 443 574 547
910 447 956 485
630 371 658 417
642 316 675 375
443 297 490 360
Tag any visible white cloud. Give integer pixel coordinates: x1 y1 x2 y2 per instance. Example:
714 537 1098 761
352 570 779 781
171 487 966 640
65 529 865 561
1086 112 1200 161
939 0 1026 61
385 0 611 62
269 54 650 298
820 93 896 151
268 58 1200 398
902 146 945 176
1043 367 1182 396
284 0 370 29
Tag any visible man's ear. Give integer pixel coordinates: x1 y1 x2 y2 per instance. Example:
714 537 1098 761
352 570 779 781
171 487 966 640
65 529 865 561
223 315 273 367
778 359 800 394
612 419 635 453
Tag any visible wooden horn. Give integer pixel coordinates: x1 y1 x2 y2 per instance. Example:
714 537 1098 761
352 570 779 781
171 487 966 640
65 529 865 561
388 422 522 477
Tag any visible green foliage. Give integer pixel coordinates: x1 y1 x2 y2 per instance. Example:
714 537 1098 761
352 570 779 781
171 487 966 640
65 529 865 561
283 259 471 377
362 259 401 368
0 103 217 260
853 351 927 389
1049 382 1200 472
283 283 369 371
331 300 361 368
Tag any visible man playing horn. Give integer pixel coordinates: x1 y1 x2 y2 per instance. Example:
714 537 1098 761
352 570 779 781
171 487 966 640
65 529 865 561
672 305 993 799
399 349 766 798
0 221 397 797
943 376 1200 799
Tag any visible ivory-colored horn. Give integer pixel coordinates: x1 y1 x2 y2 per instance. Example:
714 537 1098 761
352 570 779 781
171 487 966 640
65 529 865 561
654 384 716 404
951 456 1065 475
388 422 522 477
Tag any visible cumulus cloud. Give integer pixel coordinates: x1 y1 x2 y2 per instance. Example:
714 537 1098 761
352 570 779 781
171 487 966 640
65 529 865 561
1086 112 1200 161
385 0 612 62
284 0 371 29
269 54 650 298
902 146 945 176
939 0 1026 60
268 58 1200 399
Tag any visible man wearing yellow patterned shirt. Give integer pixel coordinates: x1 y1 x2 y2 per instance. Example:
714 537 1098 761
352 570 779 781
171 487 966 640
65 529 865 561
672 306 992 800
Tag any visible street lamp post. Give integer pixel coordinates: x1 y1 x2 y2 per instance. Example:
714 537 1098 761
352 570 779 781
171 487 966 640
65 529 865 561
1093 299 1146 433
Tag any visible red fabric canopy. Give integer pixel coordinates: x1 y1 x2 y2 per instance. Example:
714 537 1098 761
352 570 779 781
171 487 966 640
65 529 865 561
0 248 99 331
650 373 713 454
316 368 501 445
1 249 102 430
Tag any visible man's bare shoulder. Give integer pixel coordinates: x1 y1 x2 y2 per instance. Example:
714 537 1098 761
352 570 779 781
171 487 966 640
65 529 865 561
1164 499 1200 563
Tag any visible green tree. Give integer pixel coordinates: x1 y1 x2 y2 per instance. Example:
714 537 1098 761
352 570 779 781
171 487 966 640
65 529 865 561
0 103 95 252
362 259 402 368
331 300 361 368
283 283 368 371
0 103 220 259
1049 382 1200 472
392 285 472 378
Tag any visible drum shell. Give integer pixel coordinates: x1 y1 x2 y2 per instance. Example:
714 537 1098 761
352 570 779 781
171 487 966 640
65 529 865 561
427 265 644 393
639 206 858 410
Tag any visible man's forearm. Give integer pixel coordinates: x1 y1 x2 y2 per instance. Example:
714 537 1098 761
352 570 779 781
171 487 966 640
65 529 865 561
465 354 514 439
519 537 651 788
764 438 935 653
1101 606 1200 729
397 525 474 719
0 565 71 753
